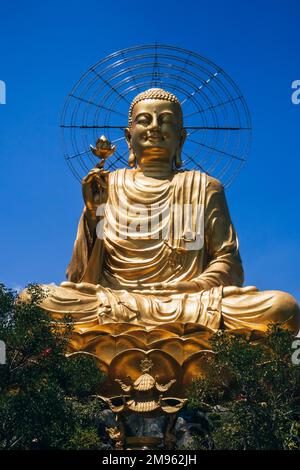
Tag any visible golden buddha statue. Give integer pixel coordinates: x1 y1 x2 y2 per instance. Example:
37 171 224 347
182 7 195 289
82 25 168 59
37 88 300 334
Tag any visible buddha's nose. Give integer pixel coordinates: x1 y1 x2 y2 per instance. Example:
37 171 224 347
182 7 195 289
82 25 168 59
149 114 159 130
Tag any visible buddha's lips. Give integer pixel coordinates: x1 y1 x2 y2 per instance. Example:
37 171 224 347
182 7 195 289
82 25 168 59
147 136 164 143
145 132 165 143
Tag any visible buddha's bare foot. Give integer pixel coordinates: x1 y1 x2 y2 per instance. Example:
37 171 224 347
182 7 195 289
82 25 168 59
60 281 100 295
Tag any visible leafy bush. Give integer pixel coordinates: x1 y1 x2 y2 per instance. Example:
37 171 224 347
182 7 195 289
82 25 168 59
186 326 300 450
0 283 105 449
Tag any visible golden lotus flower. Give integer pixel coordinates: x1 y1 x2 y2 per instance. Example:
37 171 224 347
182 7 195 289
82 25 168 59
90 135 116 166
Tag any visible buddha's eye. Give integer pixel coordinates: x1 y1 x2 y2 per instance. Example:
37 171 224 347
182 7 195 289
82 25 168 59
135 115 151 126
159 114 174 124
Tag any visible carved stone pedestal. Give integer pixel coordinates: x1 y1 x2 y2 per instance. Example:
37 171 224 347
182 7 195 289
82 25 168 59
66 321 266 449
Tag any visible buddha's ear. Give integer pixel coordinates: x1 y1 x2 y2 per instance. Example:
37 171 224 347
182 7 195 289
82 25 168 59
125 128 131 148
125 127 136 167
175 128 187 168
179 128 187 149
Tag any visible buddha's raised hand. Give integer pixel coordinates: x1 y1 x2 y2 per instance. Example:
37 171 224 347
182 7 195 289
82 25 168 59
82 167 109 216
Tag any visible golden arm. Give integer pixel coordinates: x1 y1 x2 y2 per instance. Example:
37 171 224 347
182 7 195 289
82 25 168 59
193 178 244 290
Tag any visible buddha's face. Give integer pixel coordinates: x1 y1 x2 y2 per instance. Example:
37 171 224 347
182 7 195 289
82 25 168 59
125 99 186 168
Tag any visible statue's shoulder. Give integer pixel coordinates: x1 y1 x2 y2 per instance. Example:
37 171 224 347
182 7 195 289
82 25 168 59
110 168 125 175
180 169 224 192
205 174 224 192
107 167 126 182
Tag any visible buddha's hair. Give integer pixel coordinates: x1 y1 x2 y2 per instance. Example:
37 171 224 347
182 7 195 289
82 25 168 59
128 88 182 127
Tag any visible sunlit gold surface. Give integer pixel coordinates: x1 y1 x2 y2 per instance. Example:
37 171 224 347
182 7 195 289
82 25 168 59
99 357 185 414
90 135 116 167
65 321 265 397
97 356 186 449
30 87 300 395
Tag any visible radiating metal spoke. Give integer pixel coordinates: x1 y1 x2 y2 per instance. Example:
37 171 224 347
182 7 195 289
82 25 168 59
61 125 249 130
90 68 130 104
185 96 243 119
69 94 127 118
182 151 207 173
151 41 163 88
181 72 219 106
61 125 126 129
188 138 245 162
65 148 91 160
61 44 251 187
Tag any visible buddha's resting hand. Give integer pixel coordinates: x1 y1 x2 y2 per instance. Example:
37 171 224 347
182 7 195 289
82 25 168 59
131 284 259 296
60 281 101 294
160 280 200 293
223 285 258 297
132 281 201 294
60 282 111 313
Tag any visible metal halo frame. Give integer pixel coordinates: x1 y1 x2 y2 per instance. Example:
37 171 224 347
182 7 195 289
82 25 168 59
60 43 252 187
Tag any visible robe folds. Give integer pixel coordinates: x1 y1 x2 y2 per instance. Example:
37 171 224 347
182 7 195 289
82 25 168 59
40 169 299 333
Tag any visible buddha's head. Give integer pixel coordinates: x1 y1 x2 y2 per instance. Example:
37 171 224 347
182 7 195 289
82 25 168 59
125 88 186 170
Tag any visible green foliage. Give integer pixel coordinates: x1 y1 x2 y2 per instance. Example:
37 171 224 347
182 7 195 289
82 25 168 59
66 427 103 450
0 283 105 449
186 326 300 450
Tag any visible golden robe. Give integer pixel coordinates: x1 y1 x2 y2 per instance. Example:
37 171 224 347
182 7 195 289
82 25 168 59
40 169 300 333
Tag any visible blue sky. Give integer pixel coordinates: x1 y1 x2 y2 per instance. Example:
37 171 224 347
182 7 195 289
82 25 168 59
0 0 299 302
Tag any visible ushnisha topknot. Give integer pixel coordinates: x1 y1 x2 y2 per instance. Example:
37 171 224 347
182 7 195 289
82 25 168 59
128 88 183 127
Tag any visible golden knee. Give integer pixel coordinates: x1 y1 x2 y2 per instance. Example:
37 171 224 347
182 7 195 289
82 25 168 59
269 291 300 334
18 284 49 305
18 287 30 303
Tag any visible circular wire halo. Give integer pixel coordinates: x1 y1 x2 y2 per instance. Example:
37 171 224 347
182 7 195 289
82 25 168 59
60 43 252 187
